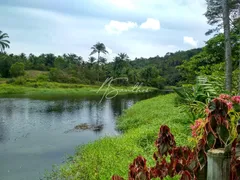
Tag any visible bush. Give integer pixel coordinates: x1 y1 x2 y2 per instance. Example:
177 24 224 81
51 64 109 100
14 77 26 85
36 74 49 82
49 68 68 83
10 62 25 77
6 78 15 84
49 68 81 84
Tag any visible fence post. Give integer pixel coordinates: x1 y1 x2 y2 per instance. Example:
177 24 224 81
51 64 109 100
207 148 231 180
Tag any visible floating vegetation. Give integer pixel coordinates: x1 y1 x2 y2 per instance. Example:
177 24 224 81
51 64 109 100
65 123 104 133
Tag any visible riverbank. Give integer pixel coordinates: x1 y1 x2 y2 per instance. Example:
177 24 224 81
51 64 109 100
0 82 156 99
46 93 191 179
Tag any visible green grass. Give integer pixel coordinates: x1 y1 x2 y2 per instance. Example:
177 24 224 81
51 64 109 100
0 82 155 99
45 94 192 180
0 70 157 99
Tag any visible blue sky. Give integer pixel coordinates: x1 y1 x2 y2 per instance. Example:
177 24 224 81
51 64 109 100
0 0 212 61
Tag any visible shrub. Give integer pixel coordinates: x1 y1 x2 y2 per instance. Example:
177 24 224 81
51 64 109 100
48 68 81 84
10 62 25 77
14 76 26 85
36 74 49 82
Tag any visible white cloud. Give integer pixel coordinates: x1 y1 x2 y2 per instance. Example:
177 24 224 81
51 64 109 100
140 18 160 30
105 20 138 34
183 36 198 47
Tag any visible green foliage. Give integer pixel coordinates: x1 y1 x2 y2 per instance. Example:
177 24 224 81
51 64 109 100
10 62 25 77
36 74 49 82
174 76 224 122
178 32 240 85
13 76 27 85
0 46 201 88
163 175 181 180
48 68 80 84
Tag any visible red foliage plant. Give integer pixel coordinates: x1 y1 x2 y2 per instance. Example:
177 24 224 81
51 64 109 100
112 125 199 180
112 95 240 180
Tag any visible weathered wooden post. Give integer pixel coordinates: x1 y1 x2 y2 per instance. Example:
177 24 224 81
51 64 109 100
207 148 231 180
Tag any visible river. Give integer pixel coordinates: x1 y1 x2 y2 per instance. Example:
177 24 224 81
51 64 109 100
0 92 159 180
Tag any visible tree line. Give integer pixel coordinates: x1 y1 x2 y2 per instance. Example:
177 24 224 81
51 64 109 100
0 45 201 88
0 0 239 90
0 29 202 88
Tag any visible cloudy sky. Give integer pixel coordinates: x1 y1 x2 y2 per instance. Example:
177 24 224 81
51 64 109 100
0 0 212 61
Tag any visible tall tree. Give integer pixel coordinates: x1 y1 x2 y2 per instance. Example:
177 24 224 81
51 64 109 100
223 0 232 91
90 42 108 81
113 53 130 77
118 53 129 61
90 42 108 65
0 31 10 53
205 0 240 91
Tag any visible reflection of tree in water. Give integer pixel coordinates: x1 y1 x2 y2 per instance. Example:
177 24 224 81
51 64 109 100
45 100 84 113
86 99 105 134
109 91 161 117
87 100 97 125
0 100 14 143
110 95 137 116
0 121 7 143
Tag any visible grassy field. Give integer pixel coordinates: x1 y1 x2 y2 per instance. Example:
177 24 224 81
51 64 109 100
0 83 155 99
45 94 192 180
0 70 157 99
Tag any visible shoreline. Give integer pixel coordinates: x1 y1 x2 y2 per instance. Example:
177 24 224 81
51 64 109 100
45 93 191 179
0 82 157 100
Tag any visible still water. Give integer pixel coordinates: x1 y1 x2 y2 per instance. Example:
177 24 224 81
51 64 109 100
0 93 159 180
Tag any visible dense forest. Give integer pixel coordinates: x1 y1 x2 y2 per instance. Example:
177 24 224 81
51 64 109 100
0 43 201 88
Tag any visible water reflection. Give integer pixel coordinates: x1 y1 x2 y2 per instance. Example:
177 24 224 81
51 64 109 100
0 91 160 180
0 120 7 143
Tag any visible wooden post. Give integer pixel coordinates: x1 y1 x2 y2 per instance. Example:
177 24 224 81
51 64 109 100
207 148 231 180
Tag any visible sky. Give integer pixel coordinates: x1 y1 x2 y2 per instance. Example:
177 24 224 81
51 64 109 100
0 0 212 61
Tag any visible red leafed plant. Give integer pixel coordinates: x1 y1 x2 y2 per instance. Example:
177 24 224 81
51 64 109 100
112 94 240 180
112 125 199 180
128 156 150 180
230 137 240 180
154 125 176 158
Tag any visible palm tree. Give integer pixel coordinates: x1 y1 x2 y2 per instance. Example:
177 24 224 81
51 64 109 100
99 57 107 65
0 31 10 53
113 53 130 78
118 53 129 61
89 56 96 64
90 42 108 81
90 42 108 65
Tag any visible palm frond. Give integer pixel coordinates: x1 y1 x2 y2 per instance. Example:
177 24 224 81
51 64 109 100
90 49 97 56
0 30 10 51
90 42 108 55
